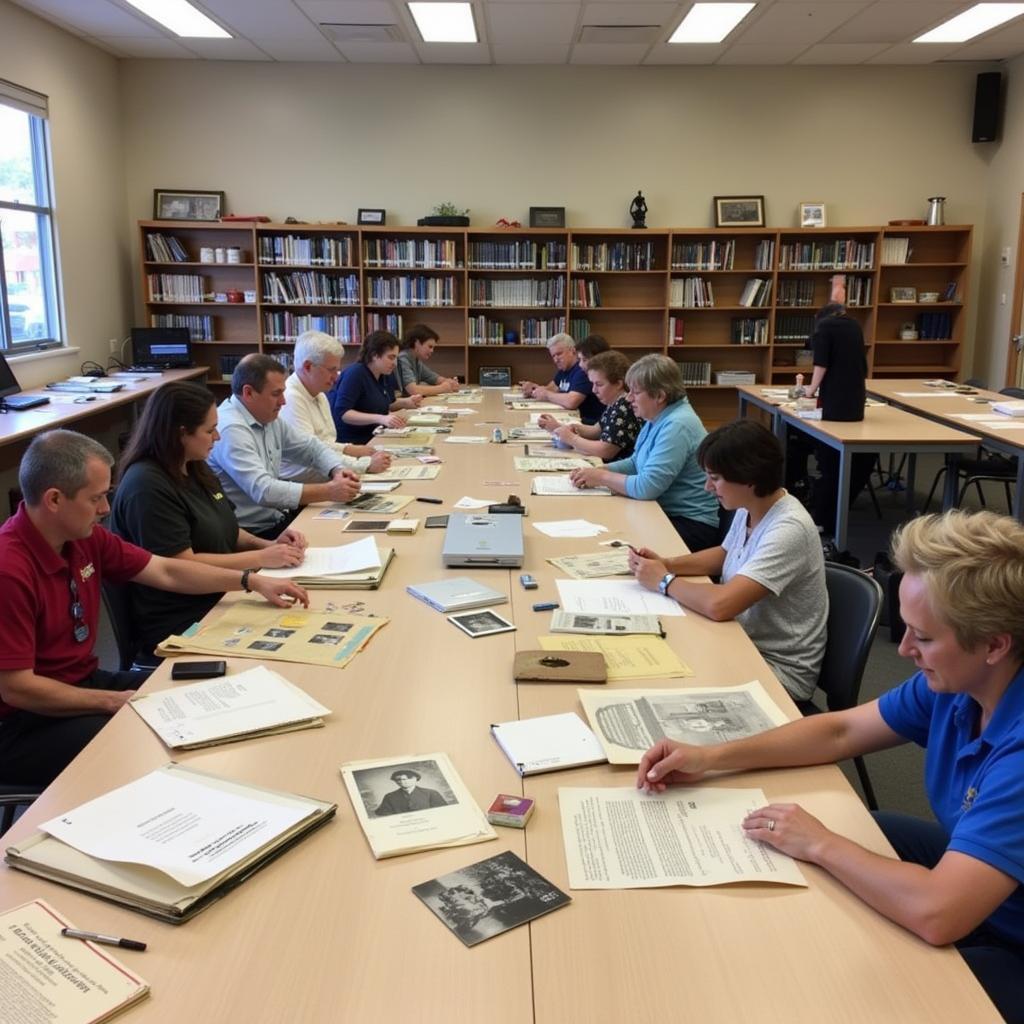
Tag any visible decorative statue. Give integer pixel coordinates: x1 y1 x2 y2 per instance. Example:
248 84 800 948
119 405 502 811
630 191 648 229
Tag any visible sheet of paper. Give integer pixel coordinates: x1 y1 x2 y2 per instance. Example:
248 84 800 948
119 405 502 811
559 787 806 889
548 549 631 579
445 392 483 404
984 421 1024 430
453 495 492 509
893 391 951 398
41 769 312 886
491 713 605 775
445 435 488 444
511 400 561 410
367 464 441 481
532 475 612 496
359 480 400 493
538 635 692 681
556 578 684 616
528 411 579 424
515 457 595 472
533 519 608 538
407 413 442 425
950 413 1003 421
261 537 380 579
130 665 329 748
576 681 788 763
312 506 351 521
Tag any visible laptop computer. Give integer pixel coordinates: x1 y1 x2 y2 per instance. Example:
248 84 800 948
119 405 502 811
130 327 194 370
0 350 50 410
442 514 524 568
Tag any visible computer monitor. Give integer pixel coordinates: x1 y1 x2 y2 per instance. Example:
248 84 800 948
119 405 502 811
130 327 193 367
0 349 23 400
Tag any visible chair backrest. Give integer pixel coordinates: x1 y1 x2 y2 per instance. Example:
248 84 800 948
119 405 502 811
818 563 884 713
1000 387 1024 400
964 377 986 389
100 580 139 672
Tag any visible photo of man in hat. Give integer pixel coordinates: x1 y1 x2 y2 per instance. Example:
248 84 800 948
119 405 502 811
375 767 449 816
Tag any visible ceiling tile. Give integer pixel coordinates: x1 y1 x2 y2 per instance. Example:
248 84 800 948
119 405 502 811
865 41 961 62
716 42 811 62
416 42 493 63
794 41 889 61
580 2 677 25
199 0 324 37
176 38 273 60
735 3 868 45
488 3 578 45
295 0 398 19
492 42 572 61
570 42 651 62
250 36 346 60
825 2 962 44
17 0 164 35
335 40 420 60
644 42 726 62
94 35 200 57
947 19 1024 60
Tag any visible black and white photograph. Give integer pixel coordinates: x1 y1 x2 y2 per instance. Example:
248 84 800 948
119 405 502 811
309 633 342 646
448 608 516 638
352 759 457 818
248 640 283 652
322 622 353 633
799 201 826 228
153 188 225 221
264 628 295 639
713 194 765 228
413 851 571 947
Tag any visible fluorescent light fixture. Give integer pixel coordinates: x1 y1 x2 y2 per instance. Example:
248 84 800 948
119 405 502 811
669 3 755 43
914 3 1024 43
408 2 477 43
123 0 230 38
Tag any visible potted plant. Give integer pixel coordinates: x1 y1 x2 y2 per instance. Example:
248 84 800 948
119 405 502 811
418 202 470 227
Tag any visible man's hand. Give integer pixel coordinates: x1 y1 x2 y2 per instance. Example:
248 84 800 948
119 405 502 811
368 449 392 473
278 527 307 550
537 413 560 432
442 378 460 393
521 380 538 397
630 554 668 592
403 394 424 409
326 468 361 503
256 543 305 569
380 412 407 429
636 740 710 793
249 574 309 608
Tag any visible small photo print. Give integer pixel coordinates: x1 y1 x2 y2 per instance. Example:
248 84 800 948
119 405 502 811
265 628 295 639
413 850 570 947
351 759 457 818
222 637 240 648
322 622 352 634
448 608 516 638
309 633 342 646
248 640 283 652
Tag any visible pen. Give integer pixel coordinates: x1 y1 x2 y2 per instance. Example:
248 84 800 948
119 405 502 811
532 601 559 611
61 927 147 951
416 496 443 504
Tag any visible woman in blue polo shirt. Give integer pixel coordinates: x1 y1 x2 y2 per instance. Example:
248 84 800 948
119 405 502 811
328 331 422 445
636 509 1024 1023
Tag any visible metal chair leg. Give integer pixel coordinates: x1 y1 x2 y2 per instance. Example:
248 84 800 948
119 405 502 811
921 466 946 514
854 756 878 811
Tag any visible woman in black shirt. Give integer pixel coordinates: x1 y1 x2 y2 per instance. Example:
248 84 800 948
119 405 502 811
108 381 307 654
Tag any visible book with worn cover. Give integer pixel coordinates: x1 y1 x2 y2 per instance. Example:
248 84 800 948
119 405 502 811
512 650 607 684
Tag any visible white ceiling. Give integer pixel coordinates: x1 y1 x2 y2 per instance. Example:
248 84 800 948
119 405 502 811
10 0 1024 64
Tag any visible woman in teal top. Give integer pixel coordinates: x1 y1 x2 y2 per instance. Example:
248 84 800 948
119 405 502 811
569 354 722 551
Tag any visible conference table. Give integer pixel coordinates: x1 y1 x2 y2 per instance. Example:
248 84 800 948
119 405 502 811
736 384 980 550
0 391 996 1022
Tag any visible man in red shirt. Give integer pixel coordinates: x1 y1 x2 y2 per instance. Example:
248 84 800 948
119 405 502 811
0 429 309 787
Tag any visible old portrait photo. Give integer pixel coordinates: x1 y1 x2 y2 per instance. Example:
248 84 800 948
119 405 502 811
352 759 457 818
448 608 516 638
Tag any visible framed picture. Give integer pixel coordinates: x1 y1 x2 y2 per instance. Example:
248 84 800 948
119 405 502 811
153 189 224 222
800 202 826 229
358 208 386 225
529 206 566 229
479 366 512 388
890 286 918 304
713 195 765 228
447 608 516 638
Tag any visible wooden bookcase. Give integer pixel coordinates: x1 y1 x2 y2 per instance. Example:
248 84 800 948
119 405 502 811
138 221 972 420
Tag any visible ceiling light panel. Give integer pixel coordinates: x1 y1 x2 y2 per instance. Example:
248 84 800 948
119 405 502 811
915 3 1024 42
408 2 478 42
670 3 755 43
123 0 230 37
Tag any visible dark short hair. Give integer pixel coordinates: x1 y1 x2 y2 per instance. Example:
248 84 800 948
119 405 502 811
360 330 400 365
401 324 439 350
20 430 113 505
585 350 630 385
232 353 286 396
390 769 421 782
815 302 846 325
697 420 784 497
577 335 610 360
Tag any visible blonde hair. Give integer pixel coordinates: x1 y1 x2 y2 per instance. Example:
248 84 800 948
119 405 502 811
892 510 1024 656
625 354 687 405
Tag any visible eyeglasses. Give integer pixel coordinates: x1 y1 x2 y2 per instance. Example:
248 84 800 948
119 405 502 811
69 577 89 644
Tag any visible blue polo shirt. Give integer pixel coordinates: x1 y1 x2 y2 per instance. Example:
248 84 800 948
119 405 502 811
328 363 399 445
555 362 602 424
879 669 1024 944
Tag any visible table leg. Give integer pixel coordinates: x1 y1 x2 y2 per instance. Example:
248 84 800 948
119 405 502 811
905 453 917 514
835 446 852 551
941 452 961 510
737 393 748 418
1014 459 1024 521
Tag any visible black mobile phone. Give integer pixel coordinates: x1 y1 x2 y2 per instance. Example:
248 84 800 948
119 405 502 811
171 660 227 680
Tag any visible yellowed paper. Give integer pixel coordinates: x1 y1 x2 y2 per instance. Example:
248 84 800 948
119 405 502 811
515 457 598 472
367 464 441 481
374 431 435 446
547 549 631 579
537 634 692 680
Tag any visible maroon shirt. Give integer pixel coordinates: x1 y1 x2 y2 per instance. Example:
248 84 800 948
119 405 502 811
0 504 151 716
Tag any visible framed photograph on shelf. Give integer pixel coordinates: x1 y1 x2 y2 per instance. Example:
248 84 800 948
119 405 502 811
890 286 918 304
529 206 566 229
153 189 225 222
799 202 826 228
358 208 386 225
713 195 765 228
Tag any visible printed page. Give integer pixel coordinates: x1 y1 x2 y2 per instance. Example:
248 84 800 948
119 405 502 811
532 475 612 496
558 787 806 889
549 611 662 635
547 549 631 578
515 457 595 472
261 536 380 579
368 464 441 480
538 635 692 682
555 579 684 616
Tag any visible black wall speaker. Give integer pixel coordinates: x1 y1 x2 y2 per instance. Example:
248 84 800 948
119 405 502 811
972 71 1002 143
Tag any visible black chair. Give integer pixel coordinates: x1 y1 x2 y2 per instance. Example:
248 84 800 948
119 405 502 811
798 562 883 810
0 785 41 834
100 581 159 673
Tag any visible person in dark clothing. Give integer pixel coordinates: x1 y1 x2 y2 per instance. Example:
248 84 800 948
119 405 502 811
375 769 448 816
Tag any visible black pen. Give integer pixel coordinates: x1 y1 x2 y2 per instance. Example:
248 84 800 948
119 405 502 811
416 496 444 504
61 927 147 951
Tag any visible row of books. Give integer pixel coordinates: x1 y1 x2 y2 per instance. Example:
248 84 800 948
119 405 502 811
467 240 567 269
258 234 353 267
468 278 565 308
363 238 457 269
467 316 566 346
845 275 873 306
714 370 757 385
778 239 875 270
267 349 295 373
151 312 214 341
677 360 712 386
775 313 816 341
880 236 912 265
571 241 656 271
521 316 567 345
670 277 715 308
569 280 602 308
366 275 457 306
366 313 403 335
671 239 734 270
731 317 770 344
145 232 189 263
913 312 954 340
219 353 243 381
739 278 773 308
147 273 205 302
569 318 591 342
263 272 360 305
777 279 817 307
262 313 361 344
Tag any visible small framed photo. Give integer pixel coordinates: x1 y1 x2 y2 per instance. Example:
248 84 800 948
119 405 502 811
890 286 918 304
713 195 765 228
529 206 566 229
358 208 386 225
447 608 516 638
799 202 826 229
479 365 512 388
153 189 225 222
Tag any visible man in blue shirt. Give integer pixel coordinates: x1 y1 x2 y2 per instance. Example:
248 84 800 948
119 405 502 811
520 333 602 424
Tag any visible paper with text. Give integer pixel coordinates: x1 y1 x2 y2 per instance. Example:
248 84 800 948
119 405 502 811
556 579 684 617
538 635 692 681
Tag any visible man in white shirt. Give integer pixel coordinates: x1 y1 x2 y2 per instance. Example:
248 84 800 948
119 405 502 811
279 331 391 482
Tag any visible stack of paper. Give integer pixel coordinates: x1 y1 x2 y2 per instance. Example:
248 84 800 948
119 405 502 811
555 578 683 617
260 538 394 589
532 475 612 496
533 519 608 538
491 713 606 776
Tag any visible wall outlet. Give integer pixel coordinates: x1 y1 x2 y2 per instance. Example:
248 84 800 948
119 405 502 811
109 337 118 353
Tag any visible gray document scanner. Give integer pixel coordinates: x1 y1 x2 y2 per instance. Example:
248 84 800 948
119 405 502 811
442 513 524 568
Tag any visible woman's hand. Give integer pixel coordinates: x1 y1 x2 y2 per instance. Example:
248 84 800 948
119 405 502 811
256 543 305 569
537 413 559 432
248 574 310 609
277 527 307 550
631 554 668 592
368 449 392 473
381 412 407 429
552 424 578 444
569 466 602 489
636 740 710 792
742 803 832 862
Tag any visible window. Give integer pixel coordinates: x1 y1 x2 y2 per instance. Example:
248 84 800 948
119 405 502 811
0 79 62 352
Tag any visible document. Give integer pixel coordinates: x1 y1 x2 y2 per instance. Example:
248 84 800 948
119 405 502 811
506 427 551 441
349 494 414 514
261 537 380 579
548 549 631 579
453 495 492 509
40 768 313 887
0 900 149 1024
445 435 488 444
576 681 789 763
358 480 400 493
559 787 807 889
129 665 330 749
510 400 561 410
407 413 442 425
556 578 684 617
491 713 606 775
549 611 663 636
374 432 435 447
515 457 597 472
893 391 951 398
532 519 608 538
538 635 692 681
532 475 612 496
445 392 483 404
367 464 441 481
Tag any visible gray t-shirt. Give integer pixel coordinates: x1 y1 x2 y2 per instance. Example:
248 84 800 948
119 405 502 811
721 494 827 702
395 350 439 394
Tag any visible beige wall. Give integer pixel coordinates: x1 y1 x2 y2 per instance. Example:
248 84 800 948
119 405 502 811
0 0 129 387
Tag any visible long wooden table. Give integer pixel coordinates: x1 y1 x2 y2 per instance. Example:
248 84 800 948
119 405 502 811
0 392 996 1022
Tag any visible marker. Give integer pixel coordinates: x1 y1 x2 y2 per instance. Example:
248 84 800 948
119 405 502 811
416 496 443 504
61 927 147 951
532 601 559 612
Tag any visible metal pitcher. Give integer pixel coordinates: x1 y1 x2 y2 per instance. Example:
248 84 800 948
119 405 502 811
927 197 946 225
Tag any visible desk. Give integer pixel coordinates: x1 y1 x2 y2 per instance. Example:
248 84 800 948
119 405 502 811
0 392 995 1022
867 378 1024 517
736 385 979 550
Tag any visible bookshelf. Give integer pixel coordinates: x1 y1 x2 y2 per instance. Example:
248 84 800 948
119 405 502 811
138 222 972 420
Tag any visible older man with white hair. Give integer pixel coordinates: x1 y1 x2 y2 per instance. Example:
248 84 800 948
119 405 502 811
519 332 602 423
279 330 391 481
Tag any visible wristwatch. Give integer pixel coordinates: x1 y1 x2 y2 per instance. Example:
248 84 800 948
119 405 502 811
659 572 677 596
241 568 253 593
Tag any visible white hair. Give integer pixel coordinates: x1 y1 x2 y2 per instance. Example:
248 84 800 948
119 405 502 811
547 332 576 352
294 330 343 368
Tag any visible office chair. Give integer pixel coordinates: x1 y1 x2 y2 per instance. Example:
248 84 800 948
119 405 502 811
0 785 41 834
798 562 883 810
100 581 160 673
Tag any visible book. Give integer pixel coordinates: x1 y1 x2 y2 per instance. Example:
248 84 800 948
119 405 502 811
5 764 336 923
406 576 508 612
261 546 395 590
512 650 607 683
491 713 606 776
